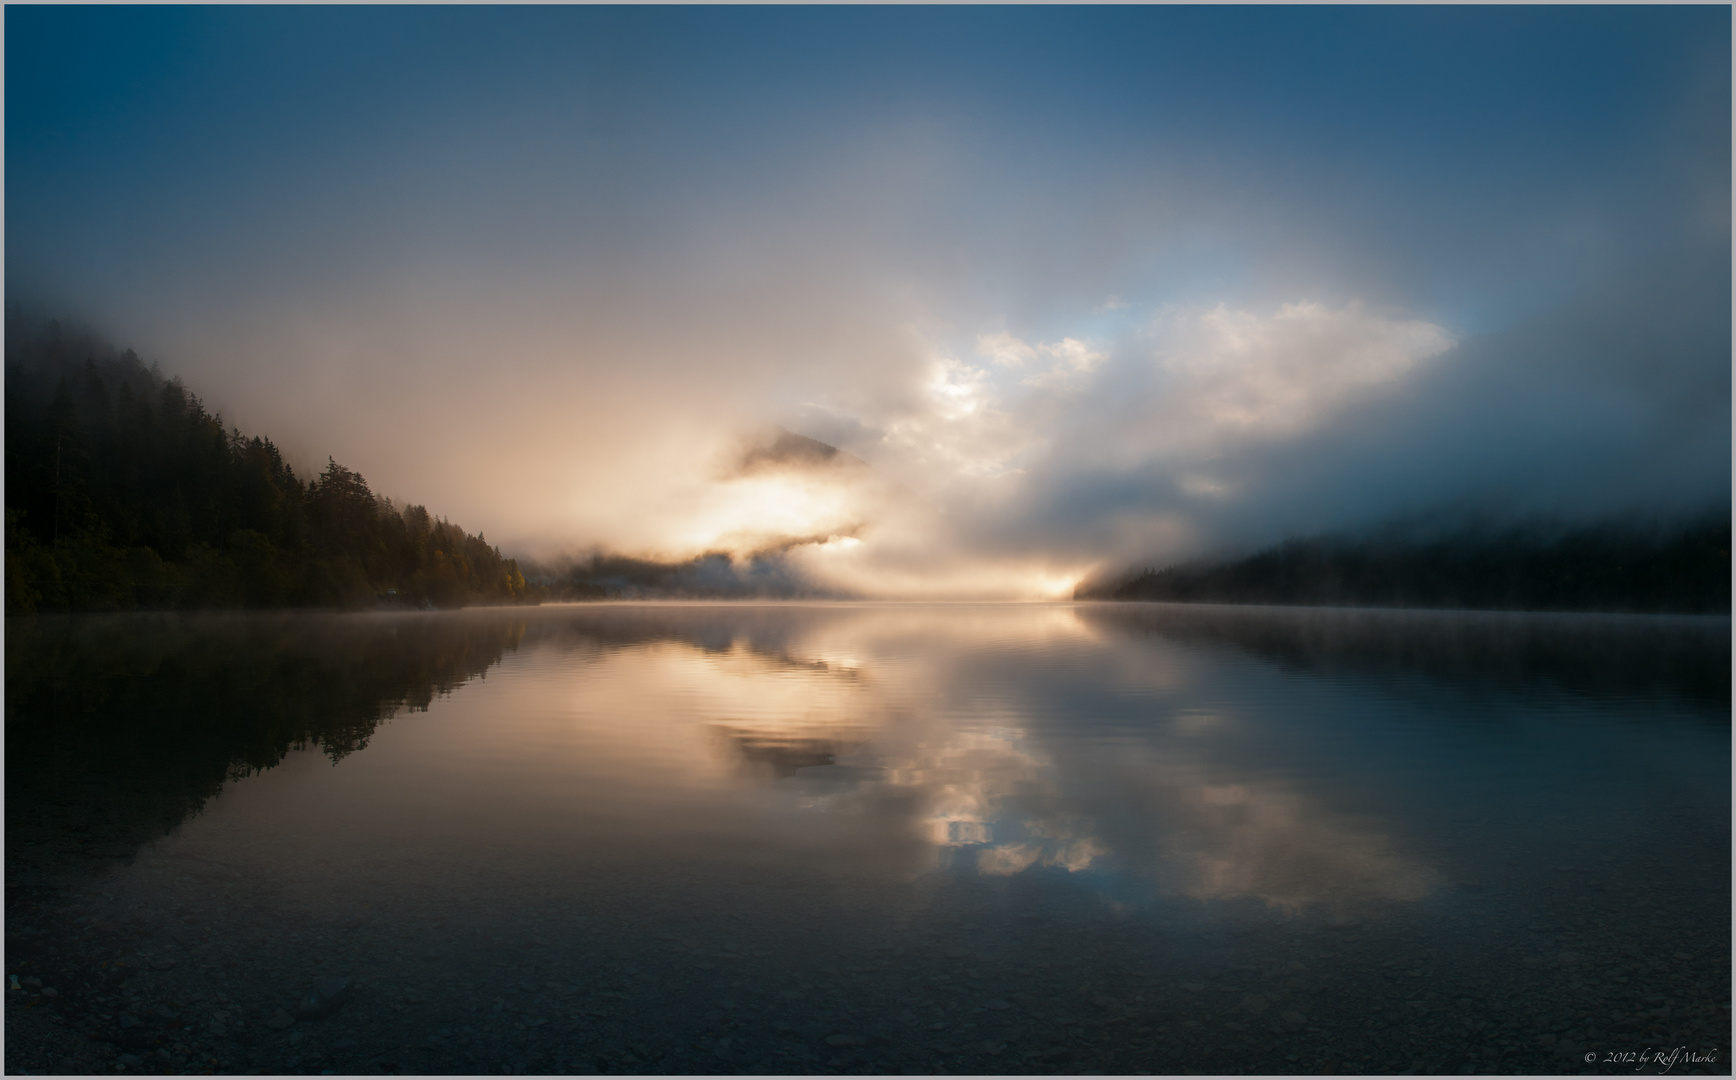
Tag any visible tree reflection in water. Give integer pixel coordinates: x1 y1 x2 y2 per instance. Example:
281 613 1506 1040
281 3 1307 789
6 611 527 890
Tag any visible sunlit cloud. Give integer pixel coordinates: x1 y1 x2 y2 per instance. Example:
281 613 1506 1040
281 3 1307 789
748 299 1456 597
975 331 1037 368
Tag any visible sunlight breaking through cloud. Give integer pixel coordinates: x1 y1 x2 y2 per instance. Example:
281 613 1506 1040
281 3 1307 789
761 299 1458 597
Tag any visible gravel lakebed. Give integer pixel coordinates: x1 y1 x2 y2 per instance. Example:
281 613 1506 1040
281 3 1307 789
6 815 1728 1076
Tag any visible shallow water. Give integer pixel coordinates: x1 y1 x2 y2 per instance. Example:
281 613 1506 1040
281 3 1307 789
5 602 1730 1075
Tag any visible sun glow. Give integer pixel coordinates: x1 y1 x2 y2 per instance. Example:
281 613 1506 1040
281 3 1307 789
668 472 864 558
789 540 1092 600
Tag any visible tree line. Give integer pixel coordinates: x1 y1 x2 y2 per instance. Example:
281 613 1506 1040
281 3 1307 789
5 312 542 613
1078 514 1731 614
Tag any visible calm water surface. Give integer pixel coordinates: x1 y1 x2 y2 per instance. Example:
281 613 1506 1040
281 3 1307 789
6 602 1729 1075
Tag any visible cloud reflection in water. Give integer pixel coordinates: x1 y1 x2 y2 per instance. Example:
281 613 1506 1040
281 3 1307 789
525 603 1441 917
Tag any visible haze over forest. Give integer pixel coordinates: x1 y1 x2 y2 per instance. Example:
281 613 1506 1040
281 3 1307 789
7 7 1729 601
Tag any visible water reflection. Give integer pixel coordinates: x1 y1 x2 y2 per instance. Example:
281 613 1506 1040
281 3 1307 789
7 602 1727 1076
1078 601 1732 710
13 602 1726 906
6 610 527 886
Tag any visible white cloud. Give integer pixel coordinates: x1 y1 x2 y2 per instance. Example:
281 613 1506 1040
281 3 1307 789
990 335 1106 391
764 299 1456 596
975 331 1037 368
1147 301 1455 444
976 332 1106 386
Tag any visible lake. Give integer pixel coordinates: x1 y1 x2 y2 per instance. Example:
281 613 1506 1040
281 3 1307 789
5 602 1729 1075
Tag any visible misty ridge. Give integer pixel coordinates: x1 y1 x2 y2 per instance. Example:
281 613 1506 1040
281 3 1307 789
4 311 540 614
522 550 837 602
1077 515 1731 615
520 429 871 600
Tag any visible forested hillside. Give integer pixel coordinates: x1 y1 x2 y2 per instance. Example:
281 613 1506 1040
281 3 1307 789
5 313 539 613
1080 516 1731 614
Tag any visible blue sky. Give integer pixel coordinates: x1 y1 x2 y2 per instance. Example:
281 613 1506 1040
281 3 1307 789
7 6 1729 594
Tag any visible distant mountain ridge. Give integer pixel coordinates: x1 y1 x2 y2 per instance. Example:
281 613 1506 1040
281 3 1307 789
525 539 850 602
1078 515 1731 614
734 428 868 476
525 426 868 600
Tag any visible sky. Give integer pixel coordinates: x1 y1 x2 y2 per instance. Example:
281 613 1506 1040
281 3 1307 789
7 6 1730 598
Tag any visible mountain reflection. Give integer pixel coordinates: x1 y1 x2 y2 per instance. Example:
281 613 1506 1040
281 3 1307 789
712 724 862 778
6 610 527 886
1076 601 1732 710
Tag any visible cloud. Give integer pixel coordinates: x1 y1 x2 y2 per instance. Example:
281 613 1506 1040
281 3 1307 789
1144 302 1453 443
765 300 1457 595
975 331 1037 368
7 8 1725 599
